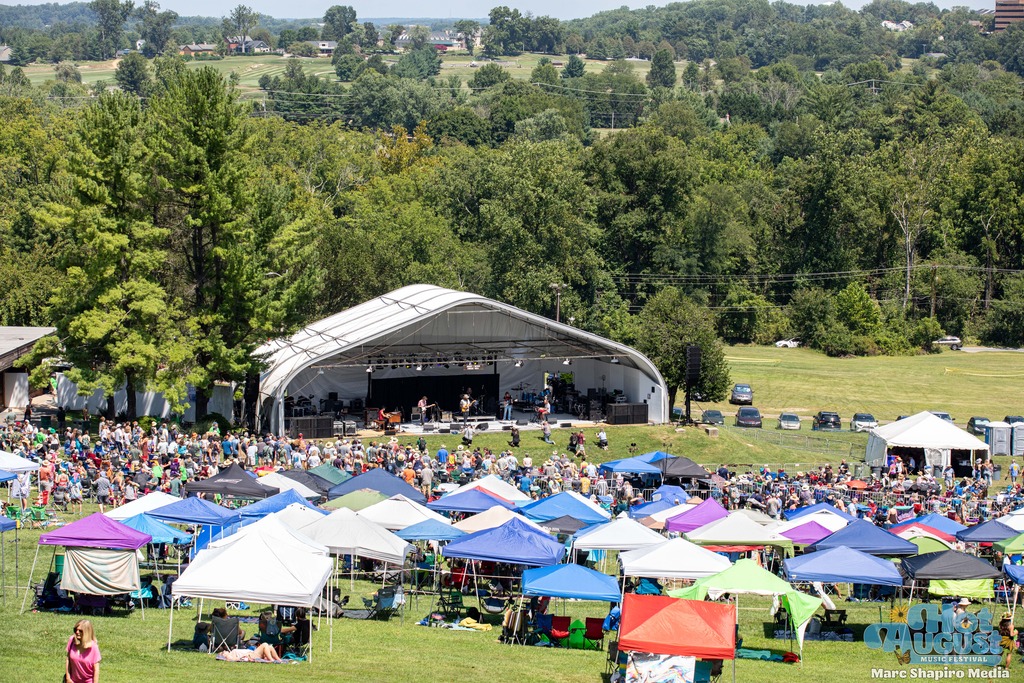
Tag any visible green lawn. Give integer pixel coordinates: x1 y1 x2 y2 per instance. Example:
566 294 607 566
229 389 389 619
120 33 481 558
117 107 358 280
0 509 1001 683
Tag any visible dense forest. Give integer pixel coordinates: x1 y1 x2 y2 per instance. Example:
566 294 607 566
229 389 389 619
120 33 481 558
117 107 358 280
3 0 1024 419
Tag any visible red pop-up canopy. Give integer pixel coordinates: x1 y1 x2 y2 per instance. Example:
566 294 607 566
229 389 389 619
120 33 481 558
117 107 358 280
619 594 736 660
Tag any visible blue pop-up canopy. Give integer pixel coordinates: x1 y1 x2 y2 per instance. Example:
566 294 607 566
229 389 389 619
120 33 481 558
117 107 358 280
427 488 514 513
891 513 967 536
147 496 241 526
120 514 193 545
442 518 564 566
636 451 674 463
0 516 15 532
806 519 917 556
396 518 466 542
598 457 662 475
649 485 690 504
0 470 15 483
327 468 426 503
237 488 323 522
784 545 904 586
518 492 609 525
784 502 858 523
955 519 1018 543
522 563 621 602
630 498 678 519
1005 564 1024 585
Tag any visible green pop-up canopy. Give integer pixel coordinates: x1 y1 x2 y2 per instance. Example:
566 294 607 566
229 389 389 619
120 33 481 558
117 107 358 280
322 488 389 511
994 532 1024 555
668 559 822 655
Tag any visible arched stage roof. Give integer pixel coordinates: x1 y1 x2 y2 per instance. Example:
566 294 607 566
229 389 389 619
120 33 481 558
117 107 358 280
257 285 669 433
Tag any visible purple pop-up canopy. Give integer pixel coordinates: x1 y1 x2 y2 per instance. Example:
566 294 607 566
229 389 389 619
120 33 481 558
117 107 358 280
780 520 834 546
665 497 728 534
39 513 152 550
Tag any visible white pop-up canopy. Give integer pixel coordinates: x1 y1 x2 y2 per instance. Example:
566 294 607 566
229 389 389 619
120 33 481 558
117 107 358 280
173 522 332 605
442 474 531 502
207 515 328 555
453 505 546 534
302 507 413 565
256 472 320 499
619 538 733 580
684 513 795 554
0 450 39 473
105 492 180 521
267 502 328 532
865 411 989 469
573 517 666 552
358 494 450 531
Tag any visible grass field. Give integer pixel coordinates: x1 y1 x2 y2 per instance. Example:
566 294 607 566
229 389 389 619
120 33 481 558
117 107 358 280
2 503 1015 683
19 51 656 96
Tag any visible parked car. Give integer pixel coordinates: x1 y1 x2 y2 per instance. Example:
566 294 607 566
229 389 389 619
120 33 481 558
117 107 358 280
735 406 762 428
701 409 725 426
1005 416 1024 425
850 413 878 432
930 411 954 423
966 417 990 435
812 411 842 431
775 338 801 348
934 335 962 350
729 383 754 405
777 413 801 430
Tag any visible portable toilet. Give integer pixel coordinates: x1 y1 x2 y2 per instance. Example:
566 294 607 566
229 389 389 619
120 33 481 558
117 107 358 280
985 421 1012 456
1013 423 1024 457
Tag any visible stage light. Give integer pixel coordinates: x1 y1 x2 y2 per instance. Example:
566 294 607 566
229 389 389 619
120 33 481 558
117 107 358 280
366 365 374 373
563 358 572 365
514 360 523 367
610 357 620 364
415 364 423 371
317 368 325 375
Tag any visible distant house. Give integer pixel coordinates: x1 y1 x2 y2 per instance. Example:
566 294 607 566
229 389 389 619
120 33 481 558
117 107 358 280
225 36 271 54
179 43 217 57
881 20 914 31
395 29 465 51
0 45 12 62
305 40 337 55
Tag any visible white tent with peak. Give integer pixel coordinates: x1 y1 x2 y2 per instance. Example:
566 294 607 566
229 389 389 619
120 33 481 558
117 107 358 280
453 505 545 534
619 538 732 580
358 494 451 531
442 474 531 502
573 517 666 552
865 411 989 470
302 507 413 564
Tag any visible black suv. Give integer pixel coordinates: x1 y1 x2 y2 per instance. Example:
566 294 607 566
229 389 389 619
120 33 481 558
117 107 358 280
812 411 841 431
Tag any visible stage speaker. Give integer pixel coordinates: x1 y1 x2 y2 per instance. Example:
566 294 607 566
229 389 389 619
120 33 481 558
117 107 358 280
384 428 397 436
422 424 435 432
437 423 449 432
502 425 513 431
476 423 489 431
328 391 338 401
517 420 528 426
559 421 573 429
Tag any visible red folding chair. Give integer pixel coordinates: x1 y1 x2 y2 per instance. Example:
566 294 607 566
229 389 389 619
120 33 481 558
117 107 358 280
582 617 605 650
550 615 571 644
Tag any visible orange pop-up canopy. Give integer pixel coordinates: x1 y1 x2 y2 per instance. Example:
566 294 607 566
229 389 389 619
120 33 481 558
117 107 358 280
618 594 736 660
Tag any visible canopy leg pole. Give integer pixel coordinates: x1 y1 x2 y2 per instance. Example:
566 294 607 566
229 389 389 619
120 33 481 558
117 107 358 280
309 601 314 664
20 542 41 614
350 554 354 591
1011 585 1019 624
2 528 6 606
330 555 337 652
167 595 175 652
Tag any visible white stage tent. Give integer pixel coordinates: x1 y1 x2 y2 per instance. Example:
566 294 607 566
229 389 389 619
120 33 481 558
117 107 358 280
256 285 669 433
358 494 451 531
865 411 989 471
619 538 733 580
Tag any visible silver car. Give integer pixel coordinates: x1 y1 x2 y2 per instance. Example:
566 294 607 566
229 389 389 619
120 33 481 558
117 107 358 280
851 413 878 432
778 413 801 430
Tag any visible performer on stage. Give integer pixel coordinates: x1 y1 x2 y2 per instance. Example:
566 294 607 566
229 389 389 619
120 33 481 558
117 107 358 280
417 396 432 426
502 391 513 421
459 394 473 425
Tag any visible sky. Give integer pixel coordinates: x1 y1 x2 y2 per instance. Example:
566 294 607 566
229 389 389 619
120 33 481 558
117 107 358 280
6 0 993 20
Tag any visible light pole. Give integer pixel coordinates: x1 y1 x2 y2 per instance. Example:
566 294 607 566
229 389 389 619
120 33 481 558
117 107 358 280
550 283 564 322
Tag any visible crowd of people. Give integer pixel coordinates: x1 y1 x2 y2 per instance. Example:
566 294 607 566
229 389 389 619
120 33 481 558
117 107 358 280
4 411 1024 533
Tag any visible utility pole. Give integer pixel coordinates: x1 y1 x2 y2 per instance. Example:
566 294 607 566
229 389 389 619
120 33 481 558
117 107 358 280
550 283 564 322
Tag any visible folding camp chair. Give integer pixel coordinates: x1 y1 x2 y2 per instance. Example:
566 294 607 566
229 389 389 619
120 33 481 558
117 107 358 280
579 617 605 650
210 615 243 652
500 599 531 645
694 659 723 683
438 590 465 621
550 616 571 645
345 586 401 621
